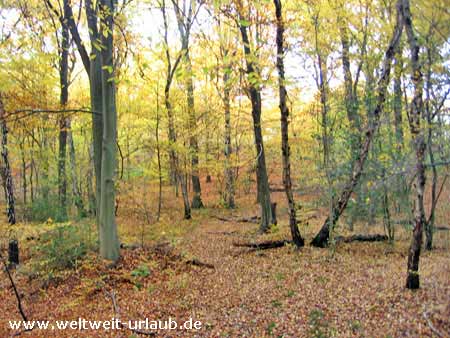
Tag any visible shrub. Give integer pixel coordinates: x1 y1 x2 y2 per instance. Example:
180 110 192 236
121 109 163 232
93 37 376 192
33 223 95 276
25 195 68 223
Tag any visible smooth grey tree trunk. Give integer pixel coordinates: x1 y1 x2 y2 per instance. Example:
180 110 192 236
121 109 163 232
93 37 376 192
98 0 120 261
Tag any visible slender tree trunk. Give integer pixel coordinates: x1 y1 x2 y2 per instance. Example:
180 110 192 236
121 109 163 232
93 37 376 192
163 63 190 219
57 5 69 220
68 122 85 217
87 143 96 215
311 0 404 247
393 49 404 151
424 45 436 251
0 98 16 225
186 53 203 208
223 50 235 209
89 41 104 223
155 90 162 221
172 0 203 209
19 141 26 205
98 0 120 261
403 0 426 289
161 0 191 219
339 20 361 144
238 16 274 232
274 0 304 247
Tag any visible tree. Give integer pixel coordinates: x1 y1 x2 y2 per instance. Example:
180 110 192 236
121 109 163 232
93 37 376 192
44 0 71 220
0 96 16 225
65 0 104 221
273 0 304 247
160 0 191 219
311 0 405 247
236 1 275 232
172 0 204 209
403 0 426 289
98 0 120 261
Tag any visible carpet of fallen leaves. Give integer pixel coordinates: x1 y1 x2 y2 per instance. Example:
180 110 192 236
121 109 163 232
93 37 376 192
1 184 449 338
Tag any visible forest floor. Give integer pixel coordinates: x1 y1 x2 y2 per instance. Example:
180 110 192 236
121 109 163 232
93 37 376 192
1 185 449 337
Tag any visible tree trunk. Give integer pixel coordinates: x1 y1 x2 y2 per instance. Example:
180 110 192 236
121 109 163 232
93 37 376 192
393 48 404 151
0 98 16 225
161 0 191 219
339 20 361 148
238 16 274 233
19 141 26 205
186 53 203 208
223 50 235 209
89 32 104 223
403 0 426 289
274 0 304 247
98 0 120 262
155 88 162 221
87 144 96 215
311 0 405 247
57 7 69 220
68 122 86 217
424 45 437 251
172 0 203 209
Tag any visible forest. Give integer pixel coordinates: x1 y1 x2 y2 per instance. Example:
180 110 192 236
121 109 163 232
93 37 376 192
0 0 449 336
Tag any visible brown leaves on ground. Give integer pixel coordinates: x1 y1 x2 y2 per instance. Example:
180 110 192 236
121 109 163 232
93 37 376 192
0 191 449 337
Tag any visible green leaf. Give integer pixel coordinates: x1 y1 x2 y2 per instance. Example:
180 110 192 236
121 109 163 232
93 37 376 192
239 19 251 27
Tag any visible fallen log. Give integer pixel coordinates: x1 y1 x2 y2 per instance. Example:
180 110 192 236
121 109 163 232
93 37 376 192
212 215 260 224
233 239 291 250
186 259 215 269
207 231 239 236
334 234 388 244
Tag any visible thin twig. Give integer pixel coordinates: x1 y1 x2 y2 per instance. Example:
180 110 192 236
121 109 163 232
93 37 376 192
0 252 27 321
106 290 156 336
423 311 444 338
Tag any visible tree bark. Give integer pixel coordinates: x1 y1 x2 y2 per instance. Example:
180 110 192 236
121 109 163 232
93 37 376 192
339 19 361 142
65 0 104 222
403 0 426 289
161 0 191 219
311 0 405 247
98 0 120 262
172 0 203 209
393 48 404 151
57 2 70 220
238 13 274 232
274 0 304 247
155 88 162 221
223 49 235 209
68 122 86 217
0 98 16 225
424 44 436 251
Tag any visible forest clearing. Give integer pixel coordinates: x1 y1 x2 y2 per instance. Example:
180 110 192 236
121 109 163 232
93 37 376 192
0 0 449 337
